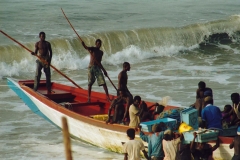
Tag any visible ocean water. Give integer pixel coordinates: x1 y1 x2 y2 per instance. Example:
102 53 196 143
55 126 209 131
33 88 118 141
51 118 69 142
1 0 240 159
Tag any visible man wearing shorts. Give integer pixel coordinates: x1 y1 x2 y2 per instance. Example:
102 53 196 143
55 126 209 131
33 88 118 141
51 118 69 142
82 39 110 102
31 31 52 93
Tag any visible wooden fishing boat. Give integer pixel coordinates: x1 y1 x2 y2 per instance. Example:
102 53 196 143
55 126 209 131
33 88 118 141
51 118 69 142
7 78 235 160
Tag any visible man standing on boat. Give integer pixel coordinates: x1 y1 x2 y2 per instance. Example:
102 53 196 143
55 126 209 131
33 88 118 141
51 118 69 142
31 32 52 94
119 62 133 123
118 62 132 97
194 81 213 117
81 39 111 102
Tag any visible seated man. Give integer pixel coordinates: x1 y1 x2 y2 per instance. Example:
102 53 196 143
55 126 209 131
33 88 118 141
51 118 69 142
230 93 240 126
106 89 129 124
222 93 240 126
129 96 141 128
222 104 232 128
201 96 222 129
139 101 162 122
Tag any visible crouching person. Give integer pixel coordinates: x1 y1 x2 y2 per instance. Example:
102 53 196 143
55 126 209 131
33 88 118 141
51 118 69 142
123 128 149 160
106 89 130 124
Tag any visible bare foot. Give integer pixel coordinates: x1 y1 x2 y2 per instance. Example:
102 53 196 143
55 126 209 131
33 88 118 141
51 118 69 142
106 119 110 124
47 90 54 94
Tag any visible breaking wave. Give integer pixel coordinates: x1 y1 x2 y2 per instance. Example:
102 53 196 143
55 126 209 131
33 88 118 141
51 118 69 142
1 15 240 78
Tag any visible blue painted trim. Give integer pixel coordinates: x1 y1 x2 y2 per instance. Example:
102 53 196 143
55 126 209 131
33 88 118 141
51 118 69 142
7 78 55 125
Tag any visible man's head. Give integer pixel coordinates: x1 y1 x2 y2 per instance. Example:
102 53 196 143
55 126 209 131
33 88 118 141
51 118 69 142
126 128 135 139
231 93 240 104
95 39 102 48
123 62 130 71
204 96 213 105
152 123 162 133
133 96 141 108
39 32 46 41
204 90 212 98
224 104 232 113
163 129 173 140
140 101 148 112
198 81 206 90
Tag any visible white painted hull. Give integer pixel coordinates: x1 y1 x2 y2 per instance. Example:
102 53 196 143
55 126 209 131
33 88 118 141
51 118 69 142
8 78 235 159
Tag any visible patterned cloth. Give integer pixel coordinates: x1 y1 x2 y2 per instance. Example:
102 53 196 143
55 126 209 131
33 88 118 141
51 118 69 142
88 65 106 86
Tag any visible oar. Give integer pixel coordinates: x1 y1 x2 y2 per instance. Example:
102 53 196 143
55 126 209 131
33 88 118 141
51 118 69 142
61 8 117 91
0 30 82 89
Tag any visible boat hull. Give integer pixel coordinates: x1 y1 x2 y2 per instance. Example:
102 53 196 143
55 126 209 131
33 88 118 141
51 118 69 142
7 78 235 159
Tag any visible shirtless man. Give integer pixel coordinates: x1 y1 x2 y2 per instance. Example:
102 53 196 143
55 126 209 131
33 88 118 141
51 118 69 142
81 39 110 102
106 89 130 124
31 32 52 93
230 126 240 160
194 81 212 117
118 62 133 122
230 93 240 126
118 62 132 97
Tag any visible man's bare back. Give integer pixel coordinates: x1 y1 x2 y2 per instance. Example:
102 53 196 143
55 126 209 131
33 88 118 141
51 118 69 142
118 70 128 91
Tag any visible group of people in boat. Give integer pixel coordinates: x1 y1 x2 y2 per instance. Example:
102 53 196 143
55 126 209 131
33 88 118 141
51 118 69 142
31 33 240 160
124 124 220 160
122 82 240 160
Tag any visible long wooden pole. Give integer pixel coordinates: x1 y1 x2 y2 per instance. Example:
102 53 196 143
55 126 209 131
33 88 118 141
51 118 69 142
62 117 73 160
0 30 82 89
61 8 117 91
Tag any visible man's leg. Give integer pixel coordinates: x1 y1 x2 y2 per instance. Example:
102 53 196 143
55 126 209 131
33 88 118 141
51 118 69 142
118 104 125 124
44 67 51 93
102 84 111 101
94 66 110 101
112 104 120 123
34 60 42 91
87 67 95 103
87 85 92 103
106 99 117 123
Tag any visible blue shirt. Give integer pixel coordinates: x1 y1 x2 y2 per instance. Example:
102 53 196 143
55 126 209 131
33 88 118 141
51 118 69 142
201 104 222 129
139 131 164 158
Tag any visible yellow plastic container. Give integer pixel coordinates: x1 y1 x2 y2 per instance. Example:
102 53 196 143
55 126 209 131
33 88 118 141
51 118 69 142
179 122 194 133
91 114 109 121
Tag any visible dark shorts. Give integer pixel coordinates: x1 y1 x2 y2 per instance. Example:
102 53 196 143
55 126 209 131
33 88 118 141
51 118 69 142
88 65 106 86
232 154 240 160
